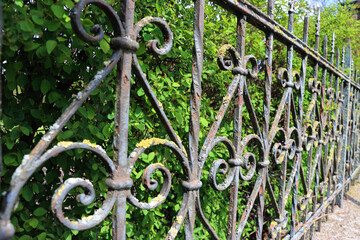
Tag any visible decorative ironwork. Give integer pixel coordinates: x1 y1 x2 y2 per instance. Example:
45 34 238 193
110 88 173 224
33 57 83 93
1 0 360 239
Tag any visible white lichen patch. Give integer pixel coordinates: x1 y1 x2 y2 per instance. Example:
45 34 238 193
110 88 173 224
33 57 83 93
22 154 30 165
93 69 104 82
76 91 83 100
168 226 178 239
49 122 60 133
41 134 51 142
103 60 111 67
130 151 137 158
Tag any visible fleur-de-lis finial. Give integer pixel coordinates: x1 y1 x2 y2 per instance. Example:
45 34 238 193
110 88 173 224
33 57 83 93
316 9 321 37
288 0 295 13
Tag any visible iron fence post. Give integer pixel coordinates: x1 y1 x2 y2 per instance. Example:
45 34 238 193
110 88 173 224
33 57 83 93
0 0 2 187
336 44 352 207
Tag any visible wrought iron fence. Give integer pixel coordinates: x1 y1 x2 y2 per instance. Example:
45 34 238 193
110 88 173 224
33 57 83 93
0 0 360 239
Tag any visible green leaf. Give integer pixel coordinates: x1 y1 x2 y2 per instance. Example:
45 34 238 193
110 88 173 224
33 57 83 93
64 230 72 240
47 21 61 31
19 235 31 240
4 153 17 166
24 43 40 52
51 5 65 19
102 124 111 138
137 88 145 96
30 109 41 119
86 104 96 120
20 126 30 136
62 130 73 139
100 39 110 53
148 152 155 161
48 91 60 103
22 186 33 202
32 15 44 25
37 233 47 240
41 79 51 94
34 207 47 216
29 218 39 228
5 141 15 150
46 40 57 54
92 163 98 170
19 20 34 32
64 0 75 8
88 125 98 135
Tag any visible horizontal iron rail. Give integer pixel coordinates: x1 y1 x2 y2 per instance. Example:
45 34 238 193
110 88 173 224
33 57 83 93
212 0 360 88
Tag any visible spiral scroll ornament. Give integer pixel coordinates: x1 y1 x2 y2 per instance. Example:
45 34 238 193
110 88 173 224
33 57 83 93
52 178 117 230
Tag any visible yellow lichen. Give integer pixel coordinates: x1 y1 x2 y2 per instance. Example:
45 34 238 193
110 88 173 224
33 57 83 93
217 44 231 57
175 133 187 157
152 194 165 203
57 141 74 148
274 25 284 35
70 220 78 225
136 138 171 148
136 16 154 29
83 139 98 148
223 96 231 104
176 215 183 224
153 162 165 167
57 185 66 197
158 100 163 109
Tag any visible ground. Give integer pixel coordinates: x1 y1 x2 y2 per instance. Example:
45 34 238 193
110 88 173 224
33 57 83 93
313 178 360 240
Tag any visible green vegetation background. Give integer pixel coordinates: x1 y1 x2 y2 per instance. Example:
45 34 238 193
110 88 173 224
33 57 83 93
1 0 360 239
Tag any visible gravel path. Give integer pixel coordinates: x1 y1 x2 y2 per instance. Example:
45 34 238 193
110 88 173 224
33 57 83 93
313 178 360 240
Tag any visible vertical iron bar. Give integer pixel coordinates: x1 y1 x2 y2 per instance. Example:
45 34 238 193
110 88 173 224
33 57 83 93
292 13 308 239
0 0 2 187
336 44 352 207
278 2 294 239
317 34 328 232
325 31 336 221
258 0 274 238
186 0 204 238
113 0 136 239
331 47 340 213
309 10 321 240
335 48 340 103
227 14 246 240
189 0 204 171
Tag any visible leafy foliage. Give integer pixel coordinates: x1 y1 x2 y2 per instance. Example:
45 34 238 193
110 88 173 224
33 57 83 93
1 0 360 239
